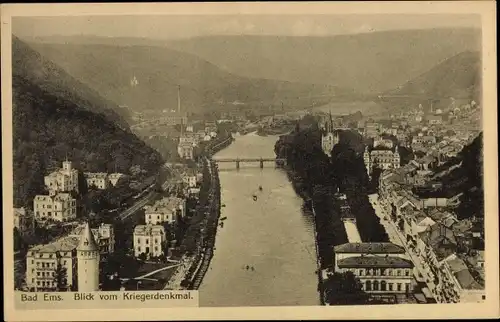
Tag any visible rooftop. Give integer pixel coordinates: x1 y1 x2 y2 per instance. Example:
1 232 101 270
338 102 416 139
134 224 165 235
334 242 406 254
29 236 80 253
337 255 413 268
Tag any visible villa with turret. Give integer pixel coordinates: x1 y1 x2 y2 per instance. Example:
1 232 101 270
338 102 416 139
25 222 101 292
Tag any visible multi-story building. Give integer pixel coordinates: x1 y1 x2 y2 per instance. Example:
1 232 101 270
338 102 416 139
44 160 79 194
334 242 414 294
69 223 115 255
133 225 167 258
373 137 394 149
363 146 400 177
25 222 99 292
145 197 186 225
364 122 379 138
84 172 110 190
33 192 77 222
177 142 194 160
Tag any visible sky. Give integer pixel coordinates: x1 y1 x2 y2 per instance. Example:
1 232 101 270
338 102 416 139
12 14 481 40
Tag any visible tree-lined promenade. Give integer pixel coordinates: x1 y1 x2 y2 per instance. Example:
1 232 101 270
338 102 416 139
274 116 389 304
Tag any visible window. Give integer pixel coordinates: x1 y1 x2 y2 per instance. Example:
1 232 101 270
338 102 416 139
37 272 40 277
405 269 410 276
388 283 393 291
381 281 387 291
397 283 402 291
373 280 379 291
37 281 41 286
138 247 141 252
365 281 372 291
146 239 149 245
482 295 486 300
359 269 364 276
155 247 158 251
137 238 141 244
397 269 401 276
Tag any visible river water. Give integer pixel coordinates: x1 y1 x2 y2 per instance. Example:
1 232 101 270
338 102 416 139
199 132 319 307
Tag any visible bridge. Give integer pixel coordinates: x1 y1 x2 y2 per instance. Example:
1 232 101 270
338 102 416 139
213 157 287 169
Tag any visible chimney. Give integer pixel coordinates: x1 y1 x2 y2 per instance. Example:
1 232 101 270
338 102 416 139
177 85 181 115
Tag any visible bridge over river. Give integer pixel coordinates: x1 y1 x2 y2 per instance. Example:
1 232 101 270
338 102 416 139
212 157 287 169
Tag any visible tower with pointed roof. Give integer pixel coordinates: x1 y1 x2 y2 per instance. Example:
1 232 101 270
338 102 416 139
77 222 100 291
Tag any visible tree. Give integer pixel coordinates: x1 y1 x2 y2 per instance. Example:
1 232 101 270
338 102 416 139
323 271 369 305
54 263 68 291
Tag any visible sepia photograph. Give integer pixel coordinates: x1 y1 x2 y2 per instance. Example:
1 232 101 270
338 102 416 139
2 1 498 321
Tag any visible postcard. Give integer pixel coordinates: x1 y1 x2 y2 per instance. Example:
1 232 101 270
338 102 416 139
2 1 498 321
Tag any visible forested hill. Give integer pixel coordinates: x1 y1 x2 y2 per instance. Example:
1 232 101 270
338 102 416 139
12 54 164 209
13 36 130 129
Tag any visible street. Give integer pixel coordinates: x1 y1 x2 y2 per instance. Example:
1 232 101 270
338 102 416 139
368 193 439 302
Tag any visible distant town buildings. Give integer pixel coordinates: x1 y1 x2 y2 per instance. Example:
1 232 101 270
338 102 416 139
177 142 194 160
14 207 32 234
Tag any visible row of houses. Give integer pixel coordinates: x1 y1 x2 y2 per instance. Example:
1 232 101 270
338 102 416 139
378 165 485 303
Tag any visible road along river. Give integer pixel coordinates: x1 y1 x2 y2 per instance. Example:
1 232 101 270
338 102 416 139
199 132 319 307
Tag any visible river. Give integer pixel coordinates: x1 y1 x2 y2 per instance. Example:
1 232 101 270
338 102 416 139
199 132 319 307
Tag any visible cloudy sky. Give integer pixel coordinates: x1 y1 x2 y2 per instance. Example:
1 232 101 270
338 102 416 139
13 14 481 40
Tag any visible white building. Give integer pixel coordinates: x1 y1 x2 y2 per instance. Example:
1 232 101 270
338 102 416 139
364 146 400 177
84 172 110 190
69 223 115 255
25 222 99 292
144 197 186 225
334 242 413 294
178 142 194 160
44 160 79 194
133 225 167 258
33 192 77 222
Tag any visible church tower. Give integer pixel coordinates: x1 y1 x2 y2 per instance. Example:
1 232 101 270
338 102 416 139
77 222 100 292
393 146 401 169
363 146 371 177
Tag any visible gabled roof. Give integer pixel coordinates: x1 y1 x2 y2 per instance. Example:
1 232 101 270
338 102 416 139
334 242 406 254
337 255 413 268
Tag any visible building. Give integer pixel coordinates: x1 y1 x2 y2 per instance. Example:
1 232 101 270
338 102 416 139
25 222 99 292
161 113 188 126
70 223 115 255
26 236 79 291
177 142 194 160
334 242 414 294
33 192 77 222
322 131 340 157
84 172 110 190
374 137 394 149
321 112 341 157
14 207 31 234
133 225 167 258
144 197 186 225
108 173 127 186
44 160 79 194
364 122 379 138
427 115 443 125
364 146 400 177
77 223 100 292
